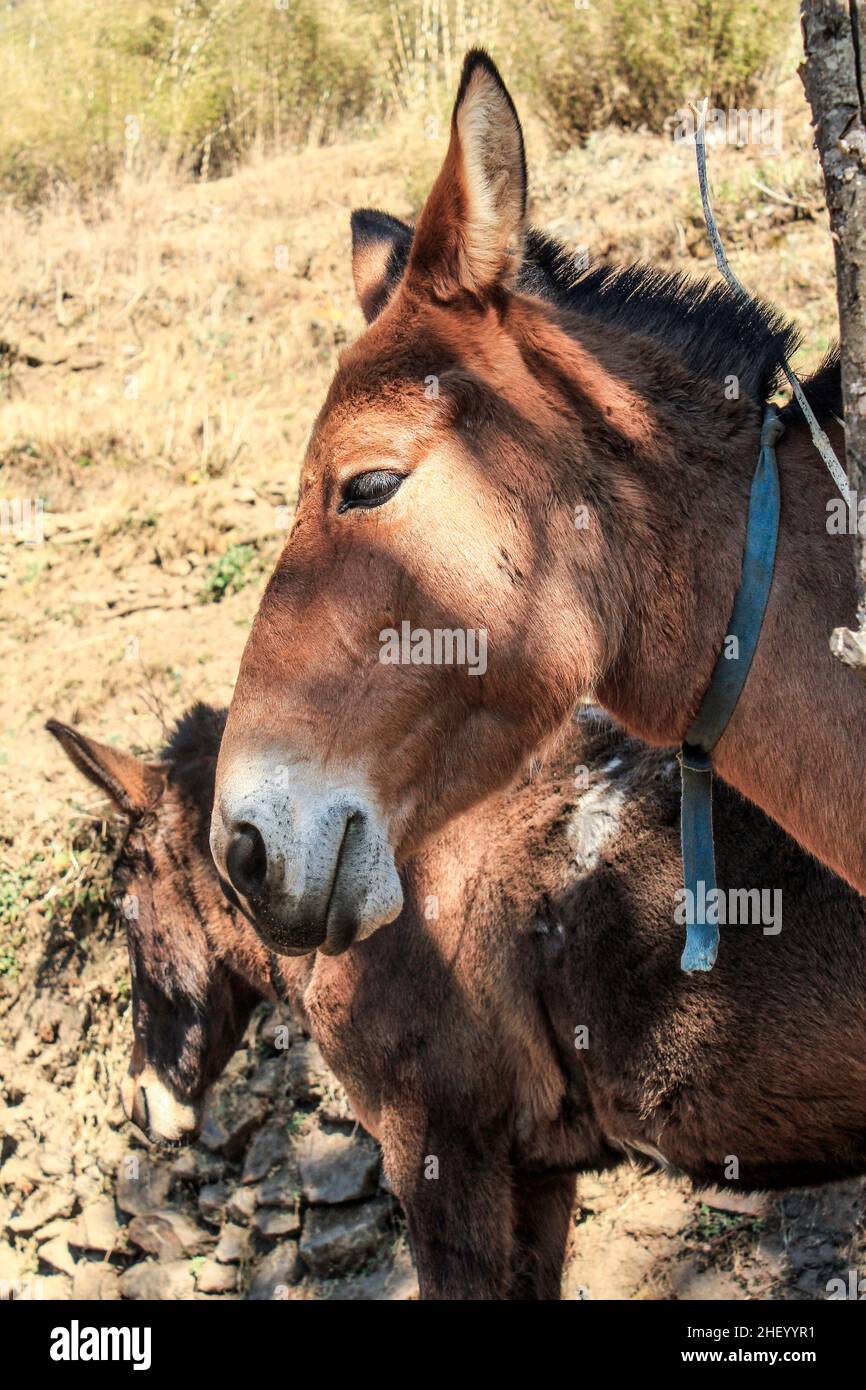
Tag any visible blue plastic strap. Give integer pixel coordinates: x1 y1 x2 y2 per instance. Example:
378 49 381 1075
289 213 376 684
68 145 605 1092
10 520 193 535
679 404 782 973
679 746 719 972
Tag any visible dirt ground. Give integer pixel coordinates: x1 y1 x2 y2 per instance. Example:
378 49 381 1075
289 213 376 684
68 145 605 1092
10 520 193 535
2 75 862 1300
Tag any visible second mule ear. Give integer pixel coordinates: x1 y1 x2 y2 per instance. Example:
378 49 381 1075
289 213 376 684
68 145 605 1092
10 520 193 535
407 49 527 301
350 209 413 323
46 720 166 817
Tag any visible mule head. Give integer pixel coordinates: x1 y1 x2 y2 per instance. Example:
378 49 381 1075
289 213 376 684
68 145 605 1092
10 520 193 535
212 51 625 956
48 713 262 1145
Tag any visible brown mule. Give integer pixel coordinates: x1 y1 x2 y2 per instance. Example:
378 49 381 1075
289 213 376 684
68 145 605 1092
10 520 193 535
52 706 866 1299
210 50 864 958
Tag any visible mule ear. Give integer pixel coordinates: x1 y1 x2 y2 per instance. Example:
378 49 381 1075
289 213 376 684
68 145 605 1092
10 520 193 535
350 209 413 323
46 720 166 816
406 49 526 301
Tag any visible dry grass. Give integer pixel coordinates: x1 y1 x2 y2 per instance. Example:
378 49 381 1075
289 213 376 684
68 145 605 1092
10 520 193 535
0 1 797 202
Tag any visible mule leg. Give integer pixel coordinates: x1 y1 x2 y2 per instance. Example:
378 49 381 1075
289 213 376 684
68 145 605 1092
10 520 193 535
384 1111 514 1300
508 1170 576 1300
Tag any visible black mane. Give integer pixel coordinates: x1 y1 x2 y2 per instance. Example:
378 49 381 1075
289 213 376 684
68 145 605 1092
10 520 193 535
519 228 801 408
351 208 838 416
163 702 227 766
779 347 842 427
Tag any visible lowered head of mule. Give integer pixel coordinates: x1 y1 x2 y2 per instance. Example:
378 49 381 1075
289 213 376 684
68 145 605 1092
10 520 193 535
48 708 263 1145
213 50 793 956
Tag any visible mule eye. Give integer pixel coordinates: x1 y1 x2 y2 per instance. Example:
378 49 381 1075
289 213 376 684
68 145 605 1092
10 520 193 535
338 470 404 512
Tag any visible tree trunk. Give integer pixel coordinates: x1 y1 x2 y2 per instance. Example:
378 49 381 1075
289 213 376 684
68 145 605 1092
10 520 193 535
800 1 866 675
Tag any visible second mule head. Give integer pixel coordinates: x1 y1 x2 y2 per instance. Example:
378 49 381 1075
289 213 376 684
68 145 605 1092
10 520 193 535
48 711 261 1144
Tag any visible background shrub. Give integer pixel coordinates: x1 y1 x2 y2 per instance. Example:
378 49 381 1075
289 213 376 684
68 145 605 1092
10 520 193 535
0 0 797 204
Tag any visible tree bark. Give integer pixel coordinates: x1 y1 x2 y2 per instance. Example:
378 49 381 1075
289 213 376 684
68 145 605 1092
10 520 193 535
800 1 866 675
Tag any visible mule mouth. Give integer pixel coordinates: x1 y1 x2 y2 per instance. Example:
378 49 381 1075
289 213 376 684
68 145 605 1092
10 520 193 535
252 919 328 956
216 871 320 953
121 1069 203 1146
249 880 402 957
316 813 362 955
241 902 351 958
125 1120 200 1151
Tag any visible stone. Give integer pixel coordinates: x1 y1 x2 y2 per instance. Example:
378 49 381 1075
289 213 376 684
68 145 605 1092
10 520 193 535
320 1236 419 1302
257 1007 303 1053
251 1207 301 1239
813 1242 840 1265
57 1003 87 1048
115 1157 173 1216
249 1058 287 1098
215 1224 250 1265
37 1236 77 1277
33 1216 78 1243
169 1151 198 1182
286 1040 335 1104
7 1186 76 1234
1 1276 45 1301
382 1236 420 1302
258 1165 301 1209
72 1168 103 1204
225 1185 258 1224
299 1199 392 1277
76 1199 121 1253
246 1242 301 1300
170 1145 225 1178
298 1126 380 1205
38 1150 69 1179
242 1122 289 1184
200 1096 268 1160
198 1181 229 1222
94 1132 128 1178
127 1210 212 1261
172 1149 225 1184
118 1259 198 1301
0 1154 42 1193
196 1257 238 1294
72 1263 121 1301
127 1213 183 1262
788 1245 822 1272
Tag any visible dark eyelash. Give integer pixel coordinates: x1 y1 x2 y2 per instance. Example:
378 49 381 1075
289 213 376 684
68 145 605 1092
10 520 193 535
338 470 405 512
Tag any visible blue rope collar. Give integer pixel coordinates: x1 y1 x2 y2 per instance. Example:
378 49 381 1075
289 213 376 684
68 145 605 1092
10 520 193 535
679 403 784 973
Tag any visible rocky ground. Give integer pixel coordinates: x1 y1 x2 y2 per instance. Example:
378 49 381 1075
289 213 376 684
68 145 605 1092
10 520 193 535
0 938 416 1302
2 899 865 1301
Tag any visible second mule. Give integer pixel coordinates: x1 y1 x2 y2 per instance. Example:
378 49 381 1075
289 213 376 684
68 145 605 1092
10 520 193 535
52 706 866 1299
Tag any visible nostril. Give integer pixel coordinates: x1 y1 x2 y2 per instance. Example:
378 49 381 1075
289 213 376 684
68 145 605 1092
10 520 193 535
226 822 269 900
